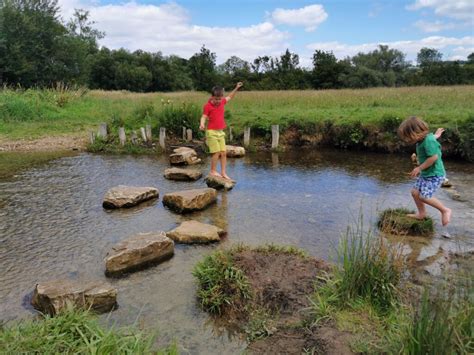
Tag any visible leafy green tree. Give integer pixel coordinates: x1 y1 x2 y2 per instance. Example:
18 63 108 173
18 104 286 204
312 50 347 89
417 47 442 67
188 45 217 91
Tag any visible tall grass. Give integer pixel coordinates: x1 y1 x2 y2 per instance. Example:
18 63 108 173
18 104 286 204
0 308 177 354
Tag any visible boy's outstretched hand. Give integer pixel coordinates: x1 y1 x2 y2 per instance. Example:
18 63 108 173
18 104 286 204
434 128 445 139
236 82 243 89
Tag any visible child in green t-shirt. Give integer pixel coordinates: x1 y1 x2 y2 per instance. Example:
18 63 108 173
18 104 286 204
398 116 451 226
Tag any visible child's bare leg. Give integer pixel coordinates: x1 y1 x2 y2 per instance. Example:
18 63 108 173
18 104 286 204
419 196 452 226
219 151 232 180
407 189 427 219
210 152 222 177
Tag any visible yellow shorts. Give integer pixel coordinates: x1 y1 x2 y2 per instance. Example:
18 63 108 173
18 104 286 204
206 130 226 153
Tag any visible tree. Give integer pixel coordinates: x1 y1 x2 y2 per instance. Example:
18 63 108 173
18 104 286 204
312 50 345 89
417 47 442 67
188 45 217 91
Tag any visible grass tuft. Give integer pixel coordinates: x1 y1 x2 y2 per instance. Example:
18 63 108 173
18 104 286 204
378 208 434 236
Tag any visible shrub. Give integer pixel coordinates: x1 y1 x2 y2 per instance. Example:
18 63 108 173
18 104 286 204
156 101 200 135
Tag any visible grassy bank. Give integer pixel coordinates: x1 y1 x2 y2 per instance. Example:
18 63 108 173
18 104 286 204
0 308 177 354
1 86 473 159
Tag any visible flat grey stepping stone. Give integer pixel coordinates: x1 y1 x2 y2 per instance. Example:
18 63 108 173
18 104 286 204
31 280 117 315
170 147 201 165
164 167 202 181
103 185 159 209
105 232 174 276
162 188 217 213
166 220 225 244
226 145 245 157
205 175 235 191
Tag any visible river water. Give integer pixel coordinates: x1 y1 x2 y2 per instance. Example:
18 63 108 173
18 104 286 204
0 149 473 353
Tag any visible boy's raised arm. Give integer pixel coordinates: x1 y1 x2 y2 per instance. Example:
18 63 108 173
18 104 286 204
226 82 243 101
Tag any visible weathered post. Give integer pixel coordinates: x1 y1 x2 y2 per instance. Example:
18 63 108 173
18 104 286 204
89 131 95 144
97 123 108 140
159 127 166 149
229 126 233 142
145 124 152 142
119 127 126 146
131 131 138 145
271 125 279 149
186 128 193 142
182 127 187 140
140 127 147 142
243 127 251 147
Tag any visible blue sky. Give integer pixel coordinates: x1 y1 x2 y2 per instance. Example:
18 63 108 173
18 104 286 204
59 0 474 66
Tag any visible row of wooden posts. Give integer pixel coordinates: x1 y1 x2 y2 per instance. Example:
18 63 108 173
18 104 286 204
91 123 280 149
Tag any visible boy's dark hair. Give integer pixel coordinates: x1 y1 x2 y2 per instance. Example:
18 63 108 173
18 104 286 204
211 86 224 97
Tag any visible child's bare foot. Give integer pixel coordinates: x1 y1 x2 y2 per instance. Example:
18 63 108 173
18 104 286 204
406 213 426 220
441 208 452 226
222 174 235 182
209 171 222 178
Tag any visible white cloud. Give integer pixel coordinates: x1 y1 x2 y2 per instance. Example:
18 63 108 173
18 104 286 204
57 1 290 63
414 20 457 33
270 4 328 32
407 0 474 21
306 36 474 61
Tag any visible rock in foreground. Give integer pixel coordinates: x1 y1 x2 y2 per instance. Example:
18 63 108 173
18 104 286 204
167 220 225 244
162 188 217 213
226 145 245 158
378 208 434 236
31 280 117 315
105 232 174 276
164 167 202 181
205 175 235 191
103 185 159 209
169 147 201 165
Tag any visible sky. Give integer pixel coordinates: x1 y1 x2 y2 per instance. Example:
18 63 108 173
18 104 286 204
58 0 474 67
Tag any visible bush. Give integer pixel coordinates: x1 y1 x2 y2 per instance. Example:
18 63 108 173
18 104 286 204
156 101 200 135
457 115 474 161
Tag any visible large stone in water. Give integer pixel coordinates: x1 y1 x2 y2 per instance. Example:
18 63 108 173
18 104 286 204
162 188 217 213
103 185 159 209
164 167 202 181
166 220 225 244
226 145 245 158
105 232 174 276
169 147 201 165
205 175 235 191
31 280 117 315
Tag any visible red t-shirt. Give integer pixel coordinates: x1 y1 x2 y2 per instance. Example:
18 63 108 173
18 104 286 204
203 98 227 130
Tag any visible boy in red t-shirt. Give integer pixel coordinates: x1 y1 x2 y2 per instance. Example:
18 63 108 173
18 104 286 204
200 82 243 181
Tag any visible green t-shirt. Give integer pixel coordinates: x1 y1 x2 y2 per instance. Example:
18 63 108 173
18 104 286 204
416 133 445 177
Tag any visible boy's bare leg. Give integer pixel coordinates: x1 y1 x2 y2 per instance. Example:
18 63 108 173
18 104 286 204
219 150 233 180
419 196 452 226
210 152 222 177
407 189 427 219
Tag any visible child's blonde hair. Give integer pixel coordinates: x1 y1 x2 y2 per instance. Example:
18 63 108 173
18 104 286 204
398 116 429 143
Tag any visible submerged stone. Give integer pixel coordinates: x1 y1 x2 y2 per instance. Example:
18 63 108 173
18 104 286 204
205 175 235 191
378 208 434 236
169 147 201 165
103 185 159 209
162 188 217 213
167 220 225 244
164 167 202 181
226 145 245 158
105 231 174 276
31 280 117 315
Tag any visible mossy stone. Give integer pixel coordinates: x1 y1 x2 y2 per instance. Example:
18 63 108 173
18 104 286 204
378 208 434 236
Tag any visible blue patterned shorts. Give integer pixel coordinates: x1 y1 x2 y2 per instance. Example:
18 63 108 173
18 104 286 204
413 175 445 198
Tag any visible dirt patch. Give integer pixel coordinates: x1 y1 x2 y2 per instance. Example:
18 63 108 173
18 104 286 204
0 135 88 152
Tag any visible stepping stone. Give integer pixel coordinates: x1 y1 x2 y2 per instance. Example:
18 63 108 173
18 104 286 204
205 175 235 191
226 145 245 158
103 185 159 209
378 208 434 236
164 167 202 181
31 280 117 316
105 232 174 276
170 147 201 165
167 220 225 244
441 178 453 188
162 188 217 213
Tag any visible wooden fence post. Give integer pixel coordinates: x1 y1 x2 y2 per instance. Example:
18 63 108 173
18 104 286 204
145 124 152 142
140 127 147 142
97 123 108 140
271 125 279 149
182 127 187 140
131 131 138 145
119 127 126 146
159 127 166 149
186 128 193 142
243 127 251 147
89 131 95 144
229 126 233 142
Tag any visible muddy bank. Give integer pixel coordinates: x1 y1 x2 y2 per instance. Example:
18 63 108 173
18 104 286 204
0 135 87 152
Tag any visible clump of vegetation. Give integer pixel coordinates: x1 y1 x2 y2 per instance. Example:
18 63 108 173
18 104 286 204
378 208 434 236
193 250 252 315
0 308 177 354
156 101 201 136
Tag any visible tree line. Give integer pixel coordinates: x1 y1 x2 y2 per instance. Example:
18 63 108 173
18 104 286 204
1 0 473 92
